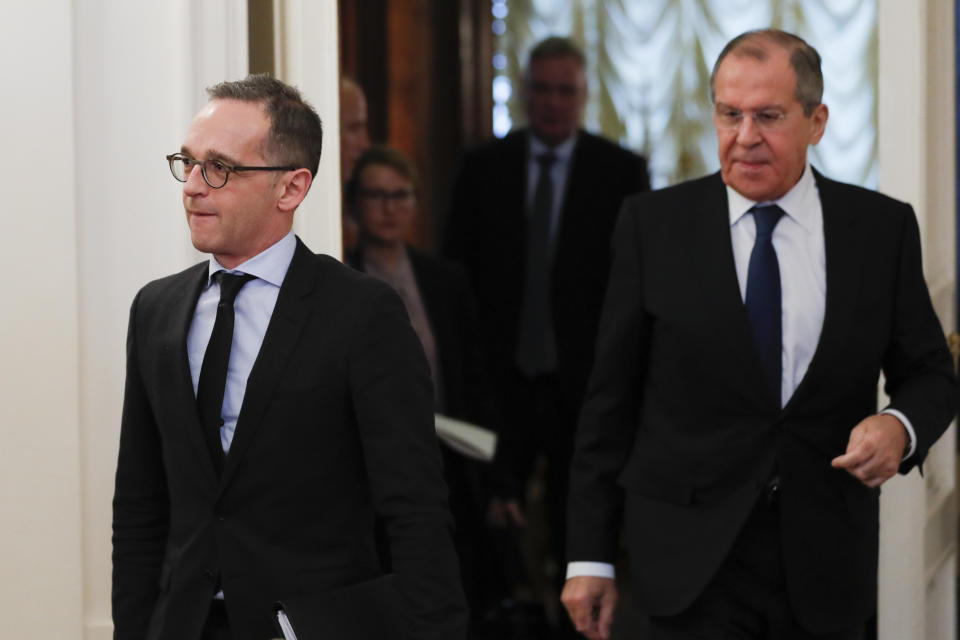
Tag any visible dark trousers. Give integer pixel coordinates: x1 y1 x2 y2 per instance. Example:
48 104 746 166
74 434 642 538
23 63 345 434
500 372 575 568
647 493 864 640
201 600 231 640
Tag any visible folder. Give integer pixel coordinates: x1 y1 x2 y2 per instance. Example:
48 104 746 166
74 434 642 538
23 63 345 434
273 574 407 639
435 414 497 462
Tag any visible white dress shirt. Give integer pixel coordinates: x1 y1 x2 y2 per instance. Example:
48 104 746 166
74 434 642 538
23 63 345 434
567 165 915 581
186 230 296 453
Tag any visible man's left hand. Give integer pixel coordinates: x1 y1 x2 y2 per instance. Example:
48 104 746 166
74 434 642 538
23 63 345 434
831 414 908 488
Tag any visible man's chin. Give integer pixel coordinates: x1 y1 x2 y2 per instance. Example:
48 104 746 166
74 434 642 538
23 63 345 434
724 170 782 202
188 234 218 256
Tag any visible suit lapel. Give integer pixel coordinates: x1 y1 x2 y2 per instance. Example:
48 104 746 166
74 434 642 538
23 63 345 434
220 239 316 489
782 171 863 414
689 174 775 409
160 264 221 484
553 131 591 266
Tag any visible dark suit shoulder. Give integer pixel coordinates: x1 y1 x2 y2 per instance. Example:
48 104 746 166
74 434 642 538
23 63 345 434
307 250 403 305
459 129 526 166
620 172 724 224
576 130 645 165
408 248 470 287
135 261 207 307
812 169 913 216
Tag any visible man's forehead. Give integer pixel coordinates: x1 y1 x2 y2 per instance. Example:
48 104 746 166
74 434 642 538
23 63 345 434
183 98 269 158
715 52 795 95
529 55 585 74
719 41 791 74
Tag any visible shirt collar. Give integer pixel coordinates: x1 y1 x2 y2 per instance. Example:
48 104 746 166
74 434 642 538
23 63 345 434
528 130 578 163
727 163 818 232
207 229 296 287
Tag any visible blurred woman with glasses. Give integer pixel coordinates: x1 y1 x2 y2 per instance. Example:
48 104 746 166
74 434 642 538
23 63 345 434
345 146 496 636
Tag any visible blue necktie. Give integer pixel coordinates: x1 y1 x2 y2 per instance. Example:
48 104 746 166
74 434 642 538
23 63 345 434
516 151 558 376
745 205 784 403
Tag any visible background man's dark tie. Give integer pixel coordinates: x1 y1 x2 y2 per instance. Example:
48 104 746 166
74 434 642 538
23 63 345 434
516 151 558 376
197 272 256 473
745 204 784 404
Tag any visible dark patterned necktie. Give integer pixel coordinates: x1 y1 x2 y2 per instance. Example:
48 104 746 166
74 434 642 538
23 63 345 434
516 151 558 376
197 272 256 472
745 205 784 404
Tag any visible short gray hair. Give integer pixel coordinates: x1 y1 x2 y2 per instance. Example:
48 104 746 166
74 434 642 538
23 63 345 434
528 36 586 68
710 29 823 116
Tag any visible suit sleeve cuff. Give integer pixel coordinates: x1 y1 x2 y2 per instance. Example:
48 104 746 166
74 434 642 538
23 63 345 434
881 407 917 460
566 561 615 580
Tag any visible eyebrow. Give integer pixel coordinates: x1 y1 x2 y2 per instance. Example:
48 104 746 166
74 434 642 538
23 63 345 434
714 101 786 112
179 145 242 166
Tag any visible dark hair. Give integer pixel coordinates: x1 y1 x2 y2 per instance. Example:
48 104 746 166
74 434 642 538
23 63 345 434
346 145 419 204
206 74 323 177
710 29 823 116
528 36 586 68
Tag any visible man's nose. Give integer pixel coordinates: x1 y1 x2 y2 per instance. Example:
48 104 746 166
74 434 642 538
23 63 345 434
183 164 209 196
736 115 762 145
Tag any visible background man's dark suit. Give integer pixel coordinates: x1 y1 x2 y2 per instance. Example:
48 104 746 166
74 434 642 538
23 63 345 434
112 238 466 640
443 128 650 507
566 170 957 633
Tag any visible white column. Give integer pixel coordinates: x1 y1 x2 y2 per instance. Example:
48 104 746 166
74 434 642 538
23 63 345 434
72 2 249 637
275 0 343 259
0 1 83 637
877 2 957 639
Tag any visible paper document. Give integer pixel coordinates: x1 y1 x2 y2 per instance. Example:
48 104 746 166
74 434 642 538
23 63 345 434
276 609 297 640
434 414 497 462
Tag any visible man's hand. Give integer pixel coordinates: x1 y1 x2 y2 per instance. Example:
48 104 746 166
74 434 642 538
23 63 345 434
831 413 908 488
561 576 617 640
486 497 526 528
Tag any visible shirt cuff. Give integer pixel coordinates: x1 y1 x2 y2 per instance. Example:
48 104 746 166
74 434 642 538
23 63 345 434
880 408 916 460
566 561 615 580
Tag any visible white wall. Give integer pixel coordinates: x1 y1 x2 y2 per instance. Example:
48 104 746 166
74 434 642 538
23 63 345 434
0 1 341 637
0 1 83 637
877 2 957 639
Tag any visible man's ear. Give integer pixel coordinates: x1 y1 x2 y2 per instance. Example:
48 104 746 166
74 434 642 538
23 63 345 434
277 168 313 212
808 103 829 145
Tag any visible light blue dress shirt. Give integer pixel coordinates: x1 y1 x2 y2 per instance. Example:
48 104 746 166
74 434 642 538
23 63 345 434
186 230 296 452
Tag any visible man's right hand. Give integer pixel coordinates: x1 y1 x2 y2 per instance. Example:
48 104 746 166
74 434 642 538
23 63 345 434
486 497 526 528
560 576 617 640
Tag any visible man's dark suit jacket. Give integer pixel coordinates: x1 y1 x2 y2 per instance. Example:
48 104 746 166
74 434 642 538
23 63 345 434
567 170 958 634
112 238 467 640
443 128 650 493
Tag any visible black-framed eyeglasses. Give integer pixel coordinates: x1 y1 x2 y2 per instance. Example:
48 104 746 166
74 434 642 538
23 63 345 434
166 153 297 189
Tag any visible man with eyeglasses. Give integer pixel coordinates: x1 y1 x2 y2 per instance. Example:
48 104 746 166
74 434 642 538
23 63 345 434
561 29 957 640
112 75 466 640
